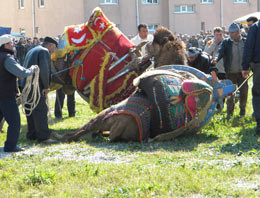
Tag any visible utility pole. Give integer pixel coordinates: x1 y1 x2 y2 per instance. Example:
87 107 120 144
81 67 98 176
32 0 36 37
258 0 260 12
136 0 140 27
220 0 224 28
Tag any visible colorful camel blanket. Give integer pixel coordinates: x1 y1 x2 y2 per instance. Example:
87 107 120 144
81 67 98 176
136 70 213 138
52 7 138 112
104 93 152 142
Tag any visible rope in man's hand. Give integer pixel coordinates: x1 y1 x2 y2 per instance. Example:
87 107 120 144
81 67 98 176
19 66 41 116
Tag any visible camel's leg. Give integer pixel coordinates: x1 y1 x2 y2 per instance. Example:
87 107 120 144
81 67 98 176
109 115 139 142
57 121 99 142
109 122 126 142
54 109 111 142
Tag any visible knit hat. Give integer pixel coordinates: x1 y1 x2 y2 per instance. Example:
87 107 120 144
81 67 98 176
187 47 201 57
228 23 240 33
43 36 58 47
0 34 12 47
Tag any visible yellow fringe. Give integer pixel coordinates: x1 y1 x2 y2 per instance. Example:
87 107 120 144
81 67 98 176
104 71 138 108
89 51 110 112
72 66 80 89
89 77 98 112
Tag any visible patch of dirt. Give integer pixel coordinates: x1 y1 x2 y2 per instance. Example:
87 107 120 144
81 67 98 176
0 144 134 164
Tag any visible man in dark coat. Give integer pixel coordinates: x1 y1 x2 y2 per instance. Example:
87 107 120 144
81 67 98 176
242 20 260 135
15 37 26 65
21 36 57 143
187 47 218 78
0 34 37 152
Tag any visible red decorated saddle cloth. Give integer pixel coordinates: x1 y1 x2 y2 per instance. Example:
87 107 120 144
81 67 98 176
53 7 138 112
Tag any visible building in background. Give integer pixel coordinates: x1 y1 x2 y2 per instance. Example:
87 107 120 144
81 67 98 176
0 0 85 38
0 0 258 38
169 0 257 34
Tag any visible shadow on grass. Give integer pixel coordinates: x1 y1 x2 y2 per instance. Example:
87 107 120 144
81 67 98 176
82 132 219 153
18 125 77 147
48 116 74 125
219 127 260 154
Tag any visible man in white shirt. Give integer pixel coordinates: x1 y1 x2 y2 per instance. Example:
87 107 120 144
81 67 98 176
131 24 153 56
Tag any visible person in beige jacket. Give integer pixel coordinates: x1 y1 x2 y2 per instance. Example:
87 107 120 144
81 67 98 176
204 27 226 80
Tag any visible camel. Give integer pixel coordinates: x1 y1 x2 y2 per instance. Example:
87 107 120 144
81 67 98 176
52 27 236 143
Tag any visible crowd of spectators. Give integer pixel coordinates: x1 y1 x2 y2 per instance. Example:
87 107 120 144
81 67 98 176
174 25 248 51
13 37 44 65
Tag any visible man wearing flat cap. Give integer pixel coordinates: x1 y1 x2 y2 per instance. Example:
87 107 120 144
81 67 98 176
21 36 58 143
0 34 37 152
213 23 248 119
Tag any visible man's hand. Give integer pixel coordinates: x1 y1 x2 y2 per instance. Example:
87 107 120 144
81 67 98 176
242 70 250 78
30 65 39 73
43 88 50 95
212 59 217 65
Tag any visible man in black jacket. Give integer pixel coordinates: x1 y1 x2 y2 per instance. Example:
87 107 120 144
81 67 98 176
242 20 260 135
187 47 218 79
21 36 57 143
15 37 26 65
0 34 37 152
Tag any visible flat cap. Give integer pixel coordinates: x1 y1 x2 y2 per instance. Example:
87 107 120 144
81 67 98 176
228 23 240 33
43 36 58 47
187 47 201 57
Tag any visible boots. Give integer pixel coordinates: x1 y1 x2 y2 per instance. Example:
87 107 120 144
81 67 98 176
240 109 246 117
256 119 260 136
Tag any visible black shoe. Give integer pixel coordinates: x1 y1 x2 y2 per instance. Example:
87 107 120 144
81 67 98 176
26 136 37 141
240 109 246 117
255 126 260 136
4 146 25 152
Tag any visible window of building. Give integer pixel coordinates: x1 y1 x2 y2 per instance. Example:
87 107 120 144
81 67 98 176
142 0 158 4
99 0 118 5
20 28 26 35
234 0 248 3
200 0 213 4
35 27 40 34
39 0 45 8
148 24 159 32
201 22 205 32
174 5 195 13
19 0 24 9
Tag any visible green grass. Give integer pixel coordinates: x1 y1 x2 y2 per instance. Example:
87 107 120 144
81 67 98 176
0 83 260 197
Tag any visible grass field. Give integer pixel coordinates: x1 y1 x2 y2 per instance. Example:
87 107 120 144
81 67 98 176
0 84 260 197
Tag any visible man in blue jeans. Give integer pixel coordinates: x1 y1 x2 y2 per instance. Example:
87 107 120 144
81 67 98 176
0 34 37 152
54 88 75 119
242 19 260 135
